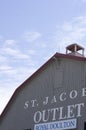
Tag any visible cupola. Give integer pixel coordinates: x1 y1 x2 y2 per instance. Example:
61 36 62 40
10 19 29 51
66 43 84 57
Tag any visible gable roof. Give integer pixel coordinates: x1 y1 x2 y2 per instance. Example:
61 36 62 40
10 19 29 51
1 52 86 121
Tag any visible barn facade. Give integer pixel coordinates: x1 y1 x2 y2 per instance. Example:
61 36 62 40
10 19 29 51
0 44 86 130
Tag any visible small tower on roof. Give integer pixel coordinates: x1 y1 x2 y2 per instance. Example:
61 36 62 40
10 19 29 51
66 43 84 57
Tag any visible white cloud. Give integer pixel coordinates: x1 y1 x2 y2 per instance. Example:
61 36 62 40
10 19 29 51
1 39 29 59
0 65 12 71
55 16 86 53
2 47 29 59
4 40 17 46
2 39 28 59
0 66 16 76
23 31 42 42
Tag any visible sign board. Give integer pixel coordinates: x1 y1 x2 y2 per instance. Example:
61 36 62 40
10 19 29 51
34 118 77 130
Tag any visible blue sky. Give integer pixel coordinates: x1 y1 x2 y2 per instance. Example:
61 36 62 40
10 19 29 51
1 0 86 114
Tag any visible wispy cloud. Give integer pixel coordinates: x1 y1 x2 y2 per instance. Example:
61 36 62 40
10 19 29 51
0 65 12 71
54 16 86 53
4 40 17 46
23 31 42 42
2 47 29 59
1 39 29 60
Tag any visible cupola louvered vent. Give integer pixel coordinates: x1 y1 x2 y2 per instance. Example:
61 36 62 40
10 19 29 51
66 43 84 57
